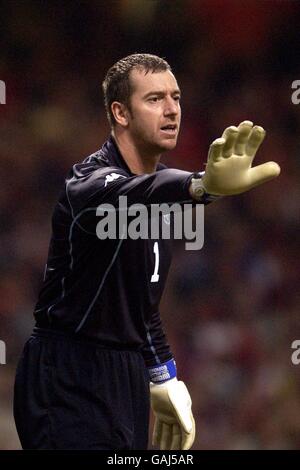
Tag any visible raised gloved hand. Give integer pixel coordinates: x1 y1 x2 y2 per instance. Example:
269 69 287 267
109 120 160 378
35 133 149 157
150 377 195 450
190 121 281 198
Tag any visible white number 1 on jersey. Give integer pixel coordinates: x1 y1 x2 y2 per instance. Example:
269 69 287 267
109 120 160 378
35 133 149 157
151 241 160 283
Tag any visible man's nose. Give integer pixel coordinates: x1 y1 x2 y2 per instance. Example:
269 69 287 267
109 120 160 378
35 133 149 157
164 97 179 116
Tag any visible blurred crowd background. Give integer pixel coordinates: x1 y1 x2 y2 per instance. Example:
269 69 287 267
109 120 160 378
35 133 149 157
0 0 300 450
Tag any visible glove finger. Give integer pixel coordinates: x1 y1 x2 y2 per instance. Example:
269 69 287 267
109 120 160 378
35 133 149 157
170 423 181 450
221 126 239 158
181 415 196 450
234 120 253 156
152 418 162 447
160 422 172 450
168 381 193 434
248 161 281 189
245 125 266 159
207 138 226 162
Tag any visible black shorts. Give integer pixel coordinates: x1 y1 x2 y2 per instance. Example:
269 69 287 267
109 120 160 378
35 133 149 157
14 328 150 450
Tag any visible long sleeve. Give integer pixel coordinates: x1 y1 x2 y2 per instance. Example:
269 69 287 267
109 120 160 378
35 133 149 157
141 309 173 368
66 165 195 216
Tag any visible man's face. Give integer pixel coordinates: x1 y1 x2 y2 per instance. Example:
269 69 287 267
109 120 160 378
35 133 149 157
126 68 181 154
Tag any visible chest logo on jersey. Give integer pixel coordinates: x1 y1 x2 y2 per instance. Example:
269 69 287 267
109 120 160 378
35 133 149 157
104 172 126 187
163 213 171 225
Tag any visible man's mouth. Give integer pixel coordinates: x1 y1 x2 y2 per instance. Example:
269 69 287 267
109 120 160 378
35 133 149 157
160 124 177 135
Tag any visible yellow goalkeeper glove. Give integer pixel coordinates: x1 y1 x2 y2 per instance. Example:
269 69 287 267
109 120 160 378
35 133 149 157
150 378 195 450
190 120 280 198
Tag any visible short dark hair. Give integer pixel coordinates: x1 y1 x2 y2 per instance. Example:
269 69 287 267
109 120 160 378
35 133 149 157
102 53 171 127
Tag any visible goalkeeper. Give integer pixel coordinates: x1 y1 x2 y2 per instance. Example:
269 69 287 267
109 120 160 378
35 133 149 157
14 54 280 450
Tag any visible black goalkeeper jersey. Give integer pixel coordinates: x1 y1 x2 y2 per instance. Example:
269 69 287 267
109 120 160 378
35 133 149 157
34 136 203 367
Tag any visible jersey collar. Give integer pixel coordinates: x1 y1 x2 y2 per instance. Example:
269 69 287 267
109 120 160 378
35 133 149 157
100 135 167 175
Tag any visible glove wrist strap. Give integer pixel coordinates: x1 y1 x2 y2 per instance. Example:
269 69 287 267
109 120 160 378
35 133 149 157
190 172 222 201
148 359 177 384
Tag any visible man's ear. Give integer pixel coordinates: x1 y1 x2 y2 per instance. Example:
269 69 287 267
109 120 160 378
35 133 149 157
111 102 130 127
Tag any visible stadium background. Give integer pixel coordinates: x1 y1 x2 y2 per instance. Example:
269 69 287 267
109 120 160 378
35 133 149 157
0 0 300 449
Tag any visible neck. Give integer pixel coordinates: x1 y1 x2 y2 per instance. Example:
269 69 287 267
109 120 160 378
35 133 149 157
112 129 161 175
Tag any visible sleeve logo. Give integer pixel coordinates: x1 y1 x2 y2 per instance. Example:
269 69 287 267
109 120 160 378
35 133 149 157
104 172 126 187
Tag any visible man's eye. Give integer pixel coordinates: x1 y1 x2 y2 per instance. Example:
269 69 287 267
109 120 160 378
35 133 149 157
174 96 181 101
149 97 159 102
